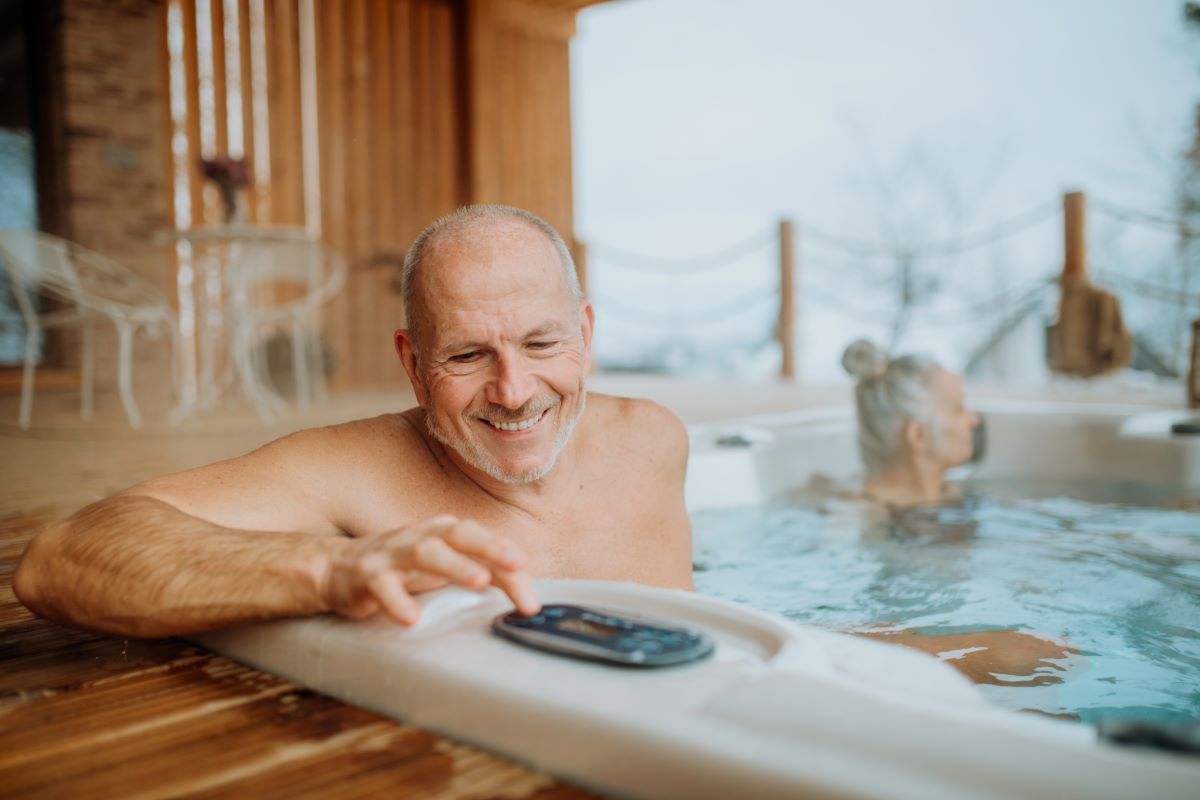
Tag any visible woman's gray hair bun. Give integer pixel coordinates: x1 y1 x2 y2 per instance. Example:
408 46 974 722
841 339 888 380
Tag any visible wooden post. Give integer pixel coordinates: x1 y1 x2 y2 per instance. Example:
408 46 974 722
1051 190 1089 375
1189 318 1200 409
1063 191 1086 282
778 218 796 382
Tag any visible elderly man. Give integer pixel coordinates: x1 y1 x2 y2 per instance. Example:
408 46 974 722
14 205 693 637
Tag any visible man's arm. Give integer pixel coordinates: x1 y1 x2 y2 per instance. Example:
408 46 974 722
15 493 334 636
14 424 539 637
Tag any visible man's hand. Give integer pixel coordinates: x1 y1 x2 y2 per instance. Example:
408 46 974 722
320 515 541 626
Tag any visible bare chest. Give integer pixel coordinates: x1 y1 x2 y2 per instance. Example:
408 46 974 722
457 491 650 581
351 475 657 582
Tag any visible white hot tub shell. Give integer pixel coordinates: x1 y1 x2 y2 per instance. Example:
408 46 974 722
195 402 1200 799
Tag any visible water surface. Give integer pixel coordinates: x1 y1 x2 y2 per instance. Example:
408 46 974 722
692 479 1200 726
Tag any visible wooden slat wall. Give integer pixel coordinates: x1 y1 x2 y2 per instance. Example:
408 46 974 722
237 0 259 221
466 0 576 245
314 0 464 388
179 0 206 226
166 0 584 389
209 0 228 157
264 0 306 226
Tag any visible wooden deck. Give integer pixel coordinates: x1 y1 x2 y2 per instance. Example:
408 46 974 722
0 392 596 799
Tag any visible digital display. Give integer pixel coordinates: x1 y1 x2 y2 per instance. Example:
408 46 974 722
556 618 623 638
494 605 714 667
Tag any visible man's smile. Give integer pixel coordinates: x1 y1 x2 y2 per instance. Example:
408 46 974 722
479 408 549 433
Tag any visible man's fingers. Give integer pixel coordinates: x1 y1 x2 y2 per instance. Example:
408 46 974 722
360 517 537 620
437 520 539 613
490 566 541 617
407 536 492 589
441 519 528 571
365 570 421 626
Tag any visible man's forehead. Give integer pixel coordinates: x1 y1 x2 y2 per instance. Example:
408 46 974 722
418 220 563 295
428 218 555 269
412 219 575 341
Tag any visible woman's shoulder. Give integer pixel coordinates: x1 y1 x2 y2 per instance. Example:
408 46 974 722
778 473 870 506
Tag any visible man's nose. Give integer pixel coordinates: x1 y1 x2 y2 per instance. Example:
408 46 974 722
489 352 537 409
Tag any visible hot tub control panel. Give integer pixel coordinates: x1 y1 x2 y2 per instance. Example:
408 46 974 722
492 604 715 668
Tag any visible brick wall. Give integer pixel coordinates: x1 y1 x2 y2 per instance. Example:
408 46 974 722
49 0 175 407
57 0 170 273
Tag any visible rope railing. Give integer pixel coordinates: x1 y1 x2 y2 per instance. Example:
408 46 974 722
1091 195 1200 237
586 190 1196 380
798 272 1058 325
593 284 778 327
589 227 775 275
1094 270 1200 307
964 289 1052 374
796 282 891 318
803 200 1060 258
908 276 1058 326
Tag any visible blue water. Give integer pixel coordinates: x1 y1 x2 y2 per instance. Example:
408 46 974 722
691 480 1200 726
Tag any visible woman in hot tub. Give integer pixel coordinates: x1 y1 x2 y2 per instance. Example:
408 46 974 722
835 339 1078 690
842 338 980 508
790 339 983 536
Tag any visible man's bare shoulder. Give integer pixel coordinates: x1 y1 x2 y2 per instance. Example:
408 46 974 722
126 409 438 536
273 409 439 476
293 409 424 451
584 393 688 464
132 410 428 502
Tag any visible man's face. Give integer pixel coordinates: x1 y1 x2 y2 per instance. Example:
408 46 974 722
397 222 593 485
927 368 980 469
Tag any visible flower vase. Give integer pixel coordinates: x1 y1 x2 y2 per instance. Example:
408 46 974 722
219 182 243 225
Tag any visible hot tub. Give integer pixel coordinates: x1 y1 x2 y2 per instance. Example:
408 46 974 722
687 402 1200 732
686 402 1200 511
195 402 1200 799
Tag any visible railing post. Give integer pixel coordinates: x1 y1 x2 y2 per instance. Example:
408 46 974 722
1063 190 1086 283
1189 317 1200 409
1050 189 1089 375
778 218 796 381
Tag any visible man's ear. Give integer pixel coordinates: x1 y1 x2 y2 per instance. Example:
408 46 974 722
902 418 928 455
579 300 595 347
579 299 595 369
395 329 428 406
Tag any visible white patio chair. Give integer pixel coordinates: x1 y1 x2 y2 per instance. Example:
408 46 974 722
225 234 346 421
163 226 346 421
0 229 183 429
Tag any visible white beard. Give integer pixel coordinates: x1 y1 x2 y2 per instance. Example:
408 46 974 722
426 391 587 485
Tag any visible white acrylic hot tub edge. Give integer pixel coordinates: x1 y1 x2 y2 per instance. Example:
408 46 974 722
193 579 1200 800
686 401 1200 510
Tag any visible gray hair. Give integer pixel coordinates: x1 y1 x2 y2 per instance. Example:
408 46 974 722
842 339 941 477
401 205 581 345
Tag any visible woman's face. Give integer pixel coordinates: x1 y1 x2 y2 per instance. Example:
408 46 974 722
927 368 980 469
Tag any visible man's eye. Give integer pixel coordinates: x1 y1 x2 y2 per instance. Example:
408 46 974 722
528 341 556 350
449 351 482 363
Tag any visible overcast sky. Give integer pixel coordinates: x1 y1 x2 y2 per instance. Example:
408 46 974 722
571 0 1197 381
